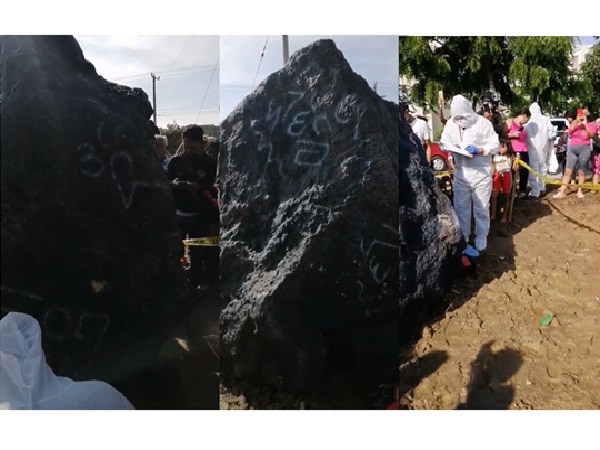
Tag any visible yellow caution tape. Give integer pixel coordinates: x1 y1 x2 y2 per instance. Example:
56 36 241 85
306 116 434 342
434 170 453 178
515 159 600 191
183 237 220 247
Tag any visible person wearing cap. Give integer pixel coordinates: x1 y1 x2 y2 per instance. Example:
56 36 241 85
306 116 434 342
403 104 432 165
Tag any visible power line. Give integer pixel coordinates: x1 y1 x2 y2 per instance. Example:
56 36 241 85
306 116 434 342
159 104 219 114
251 36 270 91
167 35 194 73
221 35 234 48
347 36 367 60
110 65 215 83
195 55 220 123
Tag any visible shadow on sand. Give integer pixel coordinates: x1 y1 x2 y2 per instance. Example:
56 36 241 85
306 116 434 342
398 191 551 409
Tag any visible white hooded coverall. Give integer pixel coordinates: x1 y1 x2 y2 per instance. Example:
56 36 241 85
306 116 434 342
440 95 499 252
525 102 556 197
0 312 134 410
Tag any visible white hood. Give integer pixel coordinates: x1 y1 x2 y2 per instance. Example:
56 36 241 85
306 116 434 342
530 102 542 115
0 312 134 410
450 95 478 128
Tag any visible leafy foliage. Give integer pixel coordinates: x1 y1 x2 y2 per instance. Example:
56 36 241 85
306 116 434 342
577 41 600 114
161 122 183 156
399 36 585 115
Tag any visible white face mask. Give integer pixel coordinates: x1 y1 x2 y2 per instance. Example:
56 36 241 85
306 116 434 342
454 118 470 129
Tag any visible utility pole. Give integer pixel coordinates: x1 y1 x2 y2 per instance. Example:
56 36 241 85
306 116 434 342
151 73 160 126
282 35 289 65
373 82 378 93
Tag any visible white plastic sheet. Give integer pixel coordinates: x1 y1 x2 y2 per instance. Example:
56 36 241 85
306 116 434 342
0 312 134 410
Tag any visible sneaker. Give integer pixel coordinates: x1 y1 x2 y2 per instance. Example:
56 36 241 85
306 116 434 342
576 191 584 199
552 191 566 199
463 244 480 258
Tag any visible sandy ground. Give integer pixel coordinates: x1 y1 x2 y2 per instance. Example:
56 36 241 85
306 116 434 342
220 190 600 410
399 190 600 410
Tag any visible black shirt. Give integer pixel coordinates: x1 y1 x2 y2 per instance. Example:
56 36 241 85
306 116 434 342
167 151 217 215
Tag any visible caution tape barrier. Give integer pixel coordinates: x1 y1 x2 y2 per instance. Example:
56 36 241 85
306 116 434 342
515 159 600 191
183 237 220 247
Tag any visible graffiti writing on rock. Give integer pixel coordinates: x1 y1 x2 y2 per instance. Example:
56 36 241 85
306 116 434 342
43 306 111 352
253 87 371 172
294 140 330 167
360 225 399 286
78 143 161 209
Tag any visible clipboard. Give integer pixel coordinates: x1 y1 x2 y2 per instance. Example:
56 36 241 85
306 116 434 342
446 145 474 158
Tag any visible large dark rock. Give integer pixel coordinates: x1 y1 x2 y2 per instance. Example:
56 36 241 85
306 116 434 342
398 119 463 339
219 39 400 394
0 36 184 381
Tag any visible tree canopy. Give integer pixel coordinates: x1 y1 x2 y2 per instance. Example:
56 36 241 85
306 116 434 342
399 36 587 115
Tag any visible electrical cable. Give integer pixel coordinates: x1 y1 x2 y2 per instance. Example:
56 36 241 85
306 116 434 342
251 36 270 91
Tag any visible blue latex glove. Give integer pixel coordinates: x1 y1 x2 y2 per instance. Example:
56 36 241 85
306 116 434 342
466 145 479 155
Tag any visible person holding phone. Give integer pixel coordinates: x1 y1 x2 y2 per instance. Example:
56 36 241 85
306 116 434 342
502 108 531 198
167 125 218 288
553 109 598 199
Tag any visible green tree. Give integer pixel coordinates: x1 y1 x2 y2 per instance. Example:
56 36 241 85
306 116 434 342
162 122 183 156
399 36 514 110
399 36 576 114
577 40 600 114
507 36 576 111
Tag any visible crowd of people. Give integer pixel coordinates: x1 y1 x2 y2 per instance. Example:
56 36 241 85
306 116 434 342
153 124 220 289
402 92 600 261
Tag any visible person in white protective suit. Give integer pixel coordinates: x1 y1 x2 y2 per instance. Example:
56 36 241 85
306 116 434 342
440 95 500 258
525 102 557 197
0 312 134 410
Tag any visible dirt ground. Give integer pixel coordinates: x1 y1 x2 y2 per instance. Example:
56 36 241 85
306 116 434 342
220 190 600 410
399 191 600 410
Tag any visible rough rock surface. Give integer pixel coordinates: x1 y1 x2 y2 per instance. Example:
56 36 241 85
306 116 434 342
398 119 463 340
0 36 184 381
219 39 400 393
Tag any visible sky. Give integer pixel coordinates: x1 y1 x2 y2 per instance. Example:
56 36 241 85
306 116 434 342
75 35 220 128
579 36 597 46
219 35 399 120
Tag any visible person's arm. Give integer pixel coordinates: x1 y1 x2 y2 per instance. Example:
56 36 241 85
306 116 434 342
568 119 581 135
424 140 432 164
438 109 447 125
422 122 432 164
583 120 595 138
439 123 456 152
547 120 557 141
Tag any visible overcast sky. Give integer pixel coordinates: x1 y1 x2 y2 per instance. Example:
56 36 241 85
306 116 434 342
75 35 220 128
219 35 399 120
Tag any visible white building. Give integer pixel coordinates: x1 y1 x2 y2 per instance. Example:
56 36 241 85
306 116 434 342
570 45 592 73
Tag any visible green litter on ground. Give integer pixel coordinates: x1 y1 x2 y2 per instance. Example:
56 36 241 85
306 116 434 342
539 313 554 327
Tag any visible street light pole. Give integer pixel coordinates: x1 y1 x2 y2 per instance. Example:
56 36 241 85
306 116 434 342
282 35 289 65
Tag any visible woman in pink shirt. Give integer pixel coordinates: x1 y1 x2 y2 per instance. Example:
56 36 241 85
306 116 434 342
553 110 597 199
502 107 531 197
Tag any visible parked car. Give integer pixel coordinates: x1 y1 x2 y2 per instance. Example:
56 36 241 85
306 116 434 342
430 142 451 172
